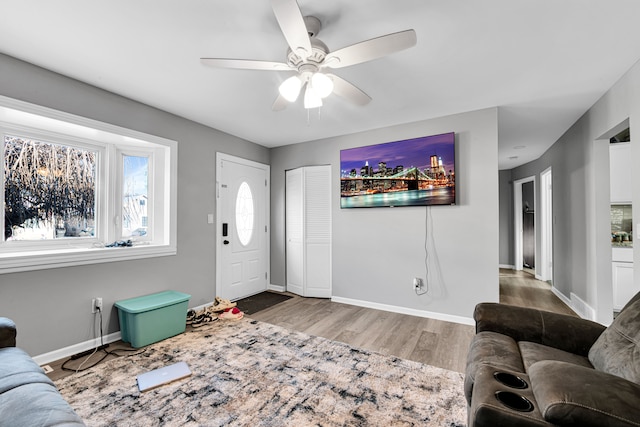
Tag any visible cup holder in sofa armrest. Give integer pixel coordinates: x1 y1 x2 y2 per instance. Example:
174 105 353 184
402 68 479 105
495 391 534 412
493 371 528 389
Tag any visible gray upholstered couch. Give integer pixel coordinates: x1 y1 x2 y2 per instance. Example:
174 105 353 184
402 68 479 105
465 291 640 427
0 317 85 427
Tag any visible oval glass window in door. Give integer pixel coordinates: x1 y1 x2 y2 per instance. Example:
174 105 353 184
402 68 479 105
235 181 255 246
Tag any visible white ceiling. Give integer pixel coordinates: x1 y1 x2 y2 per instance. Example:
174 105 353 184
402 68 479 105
2 0 640 169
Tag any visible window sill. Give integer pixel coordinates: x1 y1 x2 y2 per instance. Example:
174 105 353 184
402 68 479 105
0 244 176 274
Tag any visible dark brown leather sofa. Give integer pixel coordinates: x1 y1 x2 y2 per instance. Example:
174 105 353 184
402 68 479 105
465 291 640 427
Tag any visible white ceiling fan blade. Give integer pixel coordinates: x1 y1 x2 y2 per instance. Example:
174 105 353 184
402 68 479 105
324 29 417 69
200 58 292 71
270 0 312 58
272 94 289 111
329 74 371 106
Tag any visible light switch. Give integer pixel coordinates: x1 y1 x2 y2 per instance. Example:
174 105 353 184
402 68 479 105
207 214 214 224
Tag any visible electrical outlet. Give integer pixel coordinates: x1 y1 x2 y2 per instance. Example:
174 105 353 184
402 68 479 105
91 297 103 313
413 277 423 290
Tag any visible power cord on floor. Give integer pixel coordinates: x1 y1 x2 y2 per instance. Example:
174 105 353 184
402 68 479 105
61 307 145 373
414 206 430 296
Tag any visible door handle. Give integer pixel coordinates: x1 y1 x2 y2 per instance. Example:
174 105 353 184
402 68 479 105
223 240 230 245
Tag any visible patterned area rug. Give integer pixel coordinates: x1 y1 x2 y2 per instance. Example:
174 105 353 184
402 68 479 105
55 319 466 426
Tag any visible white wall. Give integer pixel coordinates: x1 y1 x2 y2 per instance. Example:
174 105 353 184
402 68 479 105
271 108 500 321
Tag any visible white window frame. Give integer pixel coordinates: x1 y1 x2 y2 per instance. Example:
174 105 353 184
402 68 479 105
0 95 177 274
116 149 154 242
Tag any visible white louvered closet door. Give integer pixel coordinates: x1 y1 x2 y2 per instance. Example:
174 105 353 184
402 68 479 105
286 168 304 296
286 165 332 298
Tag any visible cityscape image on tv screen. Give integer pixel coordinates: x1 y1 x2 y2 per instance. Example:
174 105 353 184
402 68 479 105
340 132 456 208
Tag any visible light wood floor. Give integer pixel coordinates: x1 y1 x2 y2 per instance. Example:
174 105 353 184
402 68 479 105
253 268 576 373
46 268 575 380
251 295 474 374
498 269 577 316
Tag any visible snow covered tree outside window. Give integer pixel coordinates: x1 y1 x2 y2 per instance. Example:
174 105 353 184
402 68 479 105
3 135 96 241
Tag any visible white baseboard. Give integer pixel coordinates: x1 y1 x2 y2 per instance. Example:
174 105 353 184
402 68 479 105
268 284 286 293
330 296 474 326
499 264 515 270
552 289 597 321
34 301 215 367
551 287 572 308
569 292 597 321
34 295 474 367
33 330 122 366
191 302 212 312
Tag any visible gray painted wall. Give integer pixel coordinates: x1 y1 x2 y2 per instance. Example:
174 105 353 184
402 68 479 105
15 39 639 354
507 58 640 324
270 108 500 319
0 53 269 356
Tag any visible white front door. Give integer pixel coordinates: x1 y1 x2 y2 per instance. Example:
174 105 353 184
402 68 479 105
216 153 269 301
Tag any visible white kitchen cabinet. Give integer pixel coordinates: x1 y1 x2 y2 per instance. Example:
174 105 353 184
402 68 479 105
613 260 636 311
286 165 332 298
610 141 635 311
609 142 632 203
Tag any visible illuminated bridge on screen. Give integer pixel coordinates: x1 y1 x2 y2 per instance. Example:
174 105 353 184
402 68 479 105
341 167 453 194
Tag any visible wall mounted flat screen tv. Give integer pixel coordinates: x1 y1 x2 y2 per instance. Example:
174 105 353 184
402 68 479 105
340 132 455 208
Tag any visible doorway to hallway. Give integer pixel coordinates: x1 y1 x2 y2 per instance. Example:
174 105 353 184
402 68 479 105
513 176 535 274
522 180 535 271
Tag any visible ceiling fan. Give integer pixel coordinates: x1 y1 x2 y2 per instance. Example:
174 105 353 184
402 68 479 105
200 0 417 110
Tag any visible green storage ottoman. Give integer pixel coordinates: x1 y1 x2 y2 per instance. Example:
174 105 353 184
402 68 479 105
115 290 191 348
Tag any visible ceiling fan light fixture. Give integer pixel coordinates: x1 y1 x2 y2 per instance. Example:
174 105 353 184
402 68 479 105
202 2 417 112
304 85 323 109
279 75 303 102
311 72 334 98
